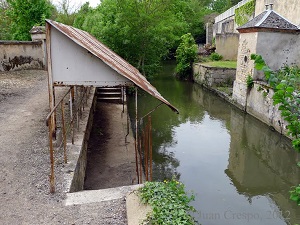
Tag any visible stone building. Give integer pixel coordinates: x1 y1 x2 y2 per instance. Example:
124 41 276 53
231 6 300 133
232 6 300 107
212 0 300 60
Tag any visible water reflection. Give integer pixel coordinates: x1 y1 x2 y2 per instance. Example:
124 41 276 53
128 61 300 225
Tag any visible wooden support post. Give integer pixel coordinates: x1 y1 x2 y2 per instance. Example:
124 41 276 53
48 117 55 193
149 116 153 181
70 88 74 144
61 101 67 163
46 22 56 193
135 87 139 184
139 137 143 184
145 121 149 181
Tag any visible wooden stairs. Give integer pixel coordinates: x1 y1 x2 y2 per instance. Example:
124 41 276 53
96 87 125 104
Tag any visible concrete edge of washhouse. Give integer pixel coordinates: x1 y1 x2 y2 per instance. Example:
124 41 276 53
54 87 150 224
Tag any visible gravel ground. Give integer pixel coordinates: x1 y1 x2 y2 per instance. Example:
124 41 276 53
0 70 127 225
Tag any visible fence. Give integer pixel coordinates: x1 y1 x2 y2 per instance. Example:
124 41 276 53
46 86 92 193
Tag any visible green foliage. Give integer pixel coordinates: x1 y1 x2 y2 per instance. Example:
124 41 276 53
235 0 256 26
210 0 232 13
79 0 190 77
6 0 53 40
251 54 300 206
72 0 228 77
55 0 83 25
209 52 223 61
246 75 254 89
289 184 300 205
139 179 197 225
252 54 300 150
0 1 12 40
180 0 214 44
73 2 93 29
175 33 198 79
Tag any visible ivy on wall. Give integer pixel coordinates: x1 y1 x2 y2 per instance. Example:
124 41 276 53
235 0 256 26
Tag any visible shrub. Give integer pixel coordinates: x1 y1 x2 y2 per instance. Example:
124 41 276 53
290 184 300 205
139 179 197 225
175 33 198 80
246 75 254 89
209 52 223 61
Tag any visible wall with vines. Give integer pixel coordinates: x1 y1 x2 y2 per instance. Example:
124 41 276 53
234 0 256 26
251 54 300 206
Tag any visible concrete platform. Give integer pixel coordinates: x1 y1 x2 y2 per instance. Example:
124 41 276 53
65 185 142 206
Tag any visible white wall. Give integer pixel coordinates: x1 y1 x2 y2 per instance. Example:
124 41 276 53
50 27 131 87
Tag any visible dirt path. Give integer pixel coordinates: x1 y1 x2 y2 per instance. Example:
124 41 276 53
0 70 127 224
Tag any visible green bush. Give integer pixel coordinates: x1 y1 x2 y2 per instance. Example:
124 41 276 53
290 184 300 205
175 33 198 80
139 179 197 225
209 52 223 61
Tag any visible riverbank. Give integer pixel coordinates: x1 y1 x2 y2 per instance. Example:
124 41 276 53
192 63 288 137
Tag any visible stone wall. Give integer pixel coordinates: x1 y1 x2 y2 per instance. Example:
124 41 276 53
215 33 239 60
256 32 300 72
193 63 236 87
206 23 214 45
0 41 45 72
246 82 287 135
232 30 300 116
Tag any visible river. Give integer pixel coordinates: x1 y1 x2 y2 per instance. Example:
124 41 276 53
128 61 300 225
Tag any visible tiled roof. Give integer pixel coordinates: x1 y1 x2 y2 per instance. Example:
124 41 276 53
237 10 299 31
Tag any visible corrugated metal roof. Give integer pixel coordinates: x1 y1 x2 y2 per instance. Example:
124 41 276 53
46 19 178 113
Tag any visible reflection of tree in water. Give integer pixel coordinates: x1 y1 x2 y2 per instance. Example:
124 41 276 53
128 61 207 181
153 145 180 181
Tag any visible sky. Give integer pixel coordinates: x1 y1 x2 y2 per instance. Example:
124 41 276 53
51 0 100 10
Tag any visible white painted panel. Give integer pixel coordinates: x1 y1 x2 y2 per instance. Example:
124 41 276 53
50 27 132 86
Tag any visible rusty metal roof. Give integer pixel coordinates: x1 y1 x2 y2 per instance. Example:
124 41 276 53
46 20 178 113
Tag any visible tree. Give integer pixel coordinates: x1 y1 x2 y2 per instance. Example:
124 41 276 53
79 0 189 77
55 0 81 25
210 0 232 13
6 0 52 40
181 0 214 44
0 0 12 40
73 2 93 29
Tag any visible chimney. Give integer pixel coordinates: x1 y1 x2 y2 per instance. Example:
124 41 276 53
269 3 274 10
265 4 269 10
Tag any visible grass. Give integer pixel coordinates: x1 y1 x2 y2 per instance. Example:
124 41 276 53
201 60 237 69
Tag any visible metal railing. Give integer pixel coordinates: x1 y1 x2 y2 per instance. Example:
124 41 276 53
46 86 92 193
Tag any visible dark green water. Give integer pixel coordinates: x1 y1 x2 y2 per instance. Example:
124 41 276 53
128 61 300 225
